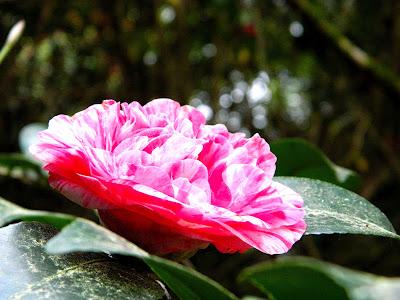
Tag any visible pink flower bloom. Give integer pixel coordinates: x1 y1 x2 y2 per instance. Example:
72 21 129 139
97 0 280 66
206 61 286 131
30 99 306 255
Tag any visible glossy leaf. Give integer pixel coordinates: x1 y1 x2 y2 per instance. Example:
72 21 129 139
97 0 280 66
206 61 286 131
239 257 400 300
271 138 360 190
0 197 238 300
46 218 239 300
0 196 75 229
275 177 400 239
0 222 166 299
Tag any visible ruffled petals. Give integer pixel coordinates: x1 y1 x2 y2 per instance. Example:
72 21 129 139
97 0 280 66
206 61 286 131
31 99 306 256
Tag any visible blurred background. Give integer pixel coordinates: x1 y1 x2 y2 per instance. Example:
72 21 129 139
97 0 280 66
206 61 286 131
0 0 399 295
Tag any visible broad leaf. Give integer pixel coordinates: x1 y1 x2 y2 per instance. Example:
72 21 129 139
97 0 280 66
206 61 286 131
0 196 75 229
0 197 239 300
271 138 360 190
0 222 166 299
45 218 149 258
145 257 239 300
275 177 400 239
46 218 239 300
239 257 400 300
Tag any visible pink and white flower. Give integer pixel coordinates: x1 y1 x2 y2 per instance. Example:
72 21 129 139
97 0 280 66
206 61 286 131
30 99 306 255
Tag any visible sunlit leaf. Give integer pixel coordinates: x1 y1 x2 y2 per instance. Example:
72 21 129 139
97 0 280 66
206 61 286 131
46 218 239 300
275 177 400 239
0 222 166 299
0 196 238 300
45 218 149 258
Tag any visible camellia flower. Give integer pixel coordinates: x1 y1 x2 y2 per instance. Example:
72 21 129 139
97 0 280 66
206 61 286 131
30 99 306 255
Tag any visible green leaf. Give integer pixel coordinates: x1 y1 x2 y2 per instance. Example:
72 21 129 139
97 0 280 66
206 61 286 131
271 138 360 190
0 196 75 229
46 218 150 258
0 153 44 177
0 222 166 299
275 177 400 239
0 20 25 65
238 257 400 300
46 218 239 300
145 256 238 300
0 197 238 300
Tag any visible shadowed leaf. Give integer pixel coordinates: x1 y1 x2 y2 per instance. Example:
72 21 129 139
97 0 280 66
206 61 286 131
271 138 360 190
239 256 400 300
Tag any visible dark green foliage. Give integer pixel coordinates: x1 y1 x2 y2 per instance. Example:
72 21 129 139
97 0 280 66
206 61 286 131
239 257 400 300
272 138 360 190
0 222 166 299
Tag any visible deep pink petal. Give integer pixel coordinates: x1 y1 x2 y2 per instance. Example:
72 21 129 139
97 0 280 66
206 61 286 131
49 173 112 209
30 98 306 256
